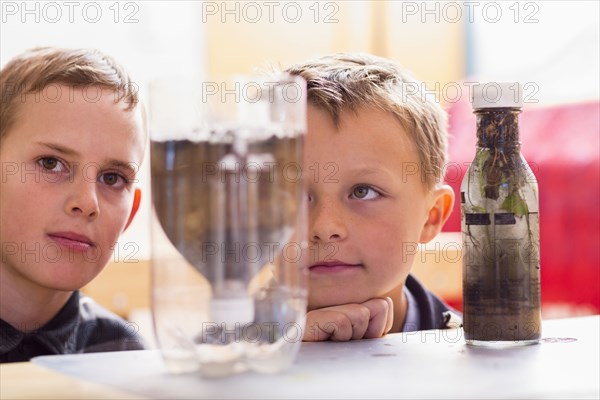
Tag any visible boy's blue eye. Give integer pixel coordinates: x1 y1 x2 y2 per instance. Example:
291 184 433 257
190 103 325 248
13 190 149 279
351 185 380 200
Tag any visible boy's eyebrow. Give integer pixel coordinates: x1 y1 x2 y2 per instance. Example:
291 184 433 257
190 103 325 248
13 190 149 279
105 159 138 176
35 142 137 175
352 168 379 175
36 142 79 157
350 167 391 178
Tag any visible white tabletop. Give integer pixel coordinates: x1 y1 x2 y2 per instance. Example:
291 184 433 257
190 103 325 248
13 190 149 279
31 316 599 399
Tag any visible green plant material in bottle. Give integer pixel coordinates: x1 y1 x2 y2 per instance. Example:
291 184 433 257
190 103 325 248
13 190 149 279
461 82 542 346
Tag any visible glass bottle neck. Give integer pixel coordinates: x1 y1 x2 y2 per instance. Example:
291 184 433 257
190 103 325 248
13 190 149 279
475 108 521 152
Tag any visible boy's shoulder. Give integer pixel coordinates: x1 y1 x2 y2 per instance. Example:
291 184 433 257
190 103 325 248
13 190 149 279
0 291 145 363
404 274 462 332
77 292 146 352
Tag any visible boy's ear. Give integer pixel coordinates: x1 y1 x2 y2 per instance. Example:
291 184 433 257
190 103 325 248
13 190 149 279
419 185 455 243
124 188 142 231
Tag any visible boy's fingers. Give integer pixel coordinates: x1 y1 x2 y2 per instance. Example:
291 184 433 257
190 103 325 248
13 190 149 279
335 304 369 340
324 305 369 341
385 297 394 333
360 297 394 339
304 299 394 342
383 297 394 334
304 310 352 342
303 311 328 341
304 305 370 342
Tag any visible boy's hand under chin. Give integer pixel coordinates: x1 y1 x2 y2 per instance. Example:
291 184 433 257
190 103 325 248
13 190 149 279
303 297 394 341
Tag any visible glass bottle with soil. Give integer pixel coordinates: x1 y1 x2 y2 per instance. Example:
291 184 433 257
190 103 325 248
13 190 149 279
461 82 542 346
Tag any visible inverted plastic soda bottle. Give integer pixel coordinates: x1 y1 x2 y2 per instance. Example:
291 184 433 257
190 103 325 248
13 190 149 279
150 74 308 376
461 82 542 347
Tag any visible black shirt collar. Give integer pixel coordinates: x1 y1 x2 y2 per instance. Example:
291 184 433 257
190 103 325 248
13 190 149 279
0 291 80 359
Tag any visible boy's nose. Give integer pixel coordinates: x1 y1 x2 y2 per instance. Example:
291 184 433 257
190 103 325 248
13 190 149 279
65 180 100 220
310 199 347 242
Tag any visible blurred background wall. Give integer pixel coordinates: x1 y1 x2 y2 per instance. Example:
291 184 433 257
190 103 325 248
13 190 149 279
2 0 598 320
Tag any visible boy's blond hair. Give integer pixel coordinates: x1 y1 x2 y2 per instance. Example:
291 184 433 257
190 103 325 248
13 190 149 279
285 53 448 189
0 47 139 141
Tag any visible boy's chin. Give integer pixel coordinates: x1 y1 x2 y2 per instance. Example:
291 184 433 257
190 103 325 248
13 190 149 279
307 294 367 310
43 276 95 292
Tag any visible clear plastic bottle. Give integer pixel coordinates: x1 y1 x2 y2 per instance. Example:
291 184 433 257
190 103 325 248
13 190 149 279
461 82 542 346
149 74 308 376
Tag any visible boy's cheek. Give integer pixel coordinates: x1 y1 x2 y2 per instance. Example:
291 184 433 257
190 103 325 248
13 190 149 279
93 203 133 245
0 160 20 183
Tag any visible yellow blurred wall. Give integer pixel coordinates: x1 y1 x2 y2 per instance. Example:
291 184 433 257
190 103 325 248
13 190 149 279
204 1 465 91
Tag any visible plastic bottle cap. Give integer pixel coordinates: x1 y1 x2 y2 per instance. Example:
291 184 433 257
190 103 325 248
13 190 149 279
472 82 523 109
209 296 255 329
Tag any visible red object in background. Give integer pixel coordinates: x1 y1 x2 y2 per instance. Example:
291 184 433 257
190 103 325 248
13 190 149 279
444 98 600 315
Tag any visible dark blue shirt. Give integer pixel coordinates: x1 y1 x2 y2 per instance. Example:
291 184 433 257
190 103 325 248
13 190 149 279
0 291 145 363
402 274 462 332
